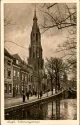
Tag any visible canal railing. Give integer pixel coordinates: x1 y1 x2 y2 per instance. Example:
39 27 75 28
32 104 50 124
5 90 64 113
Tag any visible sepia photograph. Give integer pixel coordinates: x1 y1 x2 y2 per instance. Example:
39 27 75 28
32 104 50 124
1 1 78 122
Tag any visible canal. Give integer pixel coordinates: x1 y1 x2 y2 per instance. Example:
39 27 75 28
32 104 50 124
5 98 77 120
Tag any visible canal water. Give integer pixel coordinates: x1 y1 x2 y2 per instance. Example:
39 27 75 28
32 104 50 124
5 99 77 120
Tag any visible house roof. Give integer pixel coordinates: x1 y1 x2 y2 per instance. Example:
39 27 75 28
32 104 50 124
12 54 22 61
4 48 13 59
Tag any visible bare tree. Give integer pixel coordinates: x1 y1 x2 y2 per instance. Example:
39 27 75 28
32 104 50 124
35 3 76 33
45 57 66 94
4 11 15 30
56 28 76 79
4 11 28 51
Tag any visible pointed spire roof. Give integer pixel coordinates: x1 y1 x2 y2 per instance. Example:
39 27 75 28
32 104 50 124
33 8 37 21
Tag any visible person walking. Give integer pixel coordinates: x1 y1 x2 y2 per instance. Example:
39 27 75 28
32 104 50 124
23 93 25 102
40 91 42 99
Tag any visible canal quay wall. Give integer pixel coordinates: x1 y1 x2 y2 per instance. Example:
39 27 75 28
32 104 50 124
5 91 64 113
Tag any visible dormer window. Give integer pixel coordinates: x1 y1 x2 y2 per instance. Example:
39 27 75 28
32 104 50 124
16 60 19 64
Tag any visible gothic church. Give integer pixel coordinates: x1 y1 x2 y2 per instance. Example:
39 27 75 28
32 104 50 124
28 10 44 71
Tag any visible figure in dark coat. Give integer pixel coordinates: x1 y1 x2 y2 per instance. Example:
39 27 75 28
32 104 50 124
40 91 42 99
26 92 29 100
23 93 25 102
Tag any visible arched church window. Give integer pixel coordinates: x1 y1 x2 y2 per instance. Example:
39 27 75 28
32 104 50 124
37 48 39 58
33 46 35 58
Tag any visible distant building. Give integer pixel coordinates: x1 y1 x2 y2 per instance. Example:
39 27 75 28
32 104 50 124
4 48 13 98
67 79 77 90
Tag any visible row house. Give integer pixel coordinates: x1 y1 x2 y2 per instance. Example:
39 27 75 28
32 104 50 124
4 48 13 98
21 63 28 94
21 62 33 95
12 54 22 97
4 48 34 98
12 54 34 97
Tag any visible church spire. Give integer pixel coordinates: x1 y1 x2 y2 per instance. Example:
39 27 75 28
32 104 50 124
33 8 37 21
28 8 44 71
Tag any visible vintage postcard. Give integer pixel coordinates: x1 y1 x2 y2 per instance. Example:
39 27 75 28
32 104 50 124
1 0 79 125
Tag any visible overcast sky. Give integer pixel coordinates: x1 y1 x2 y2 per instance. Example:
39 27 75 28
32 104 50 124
4 3 70 62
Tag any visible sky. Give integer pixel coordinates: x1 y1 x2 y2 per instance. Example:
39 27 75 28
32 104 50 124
4 3 71 62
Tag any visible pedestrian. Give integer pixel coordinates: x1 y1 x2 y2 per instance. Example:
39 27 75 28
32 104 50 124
27 91 29 100
23 93 25 102
40 91 42 99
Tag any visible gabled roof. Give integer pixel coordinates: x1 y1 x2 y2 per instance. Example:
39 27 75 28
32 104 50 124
4 48 13 59
12 54 22 61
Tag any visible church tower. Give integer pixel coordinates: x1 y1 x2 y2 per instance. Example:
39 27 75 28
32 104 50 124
28 10 44 71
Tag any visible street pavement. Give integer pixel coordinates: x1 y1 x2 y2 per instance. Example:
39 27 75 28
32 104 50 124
5 91 56 108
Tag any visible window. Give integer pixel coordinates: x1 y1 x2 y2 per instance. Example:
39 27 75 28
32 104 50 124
29 75 30 82
7 60 11 66
9 84 12 93
22 74 24 81
18 85 19 93
7 70 11 78
22 85 23 91
14 70 16 76
5 84 7 93
16 60 19 64
25 75 27 81
16 85 19 93
17 72 20 78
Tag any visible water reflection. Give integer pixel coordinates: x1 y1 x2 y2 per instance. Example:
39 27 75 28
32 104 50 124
5 99 77 120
